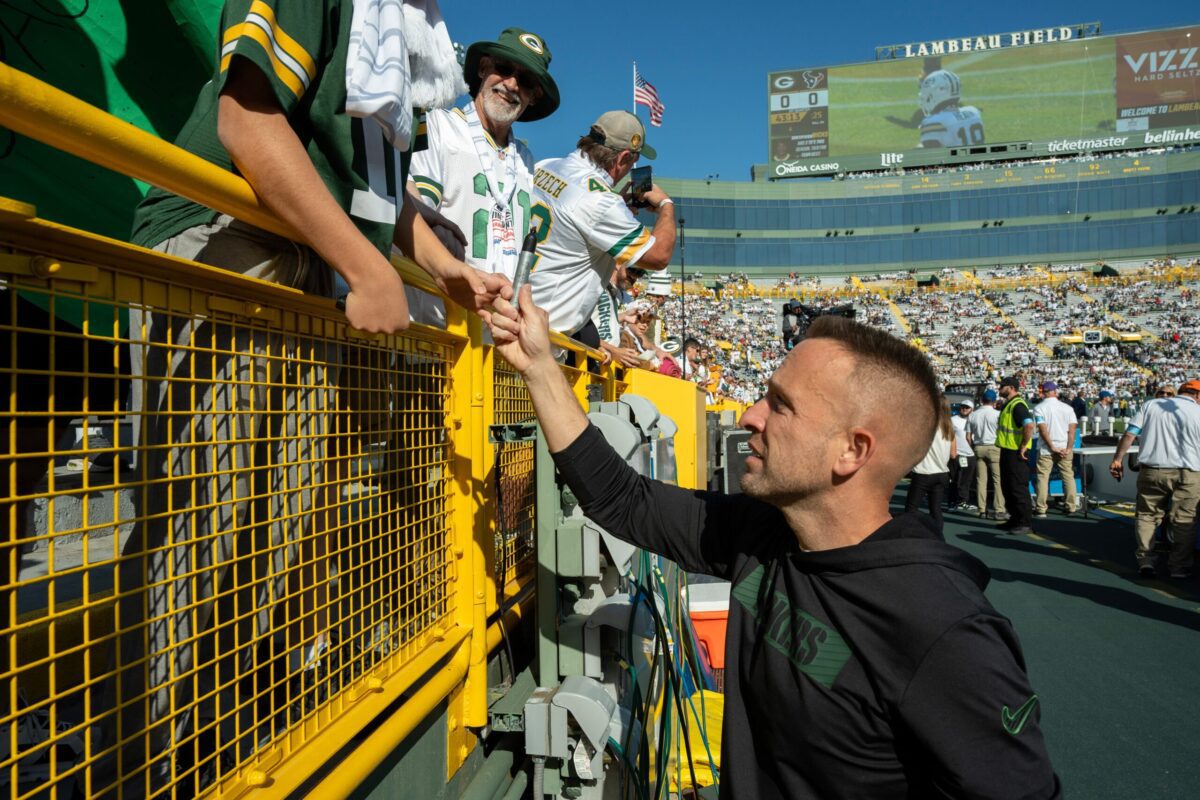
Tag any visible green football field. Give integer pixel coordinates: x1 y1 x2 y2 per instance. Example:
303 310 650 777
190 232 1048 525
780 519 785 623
825 37 1118 155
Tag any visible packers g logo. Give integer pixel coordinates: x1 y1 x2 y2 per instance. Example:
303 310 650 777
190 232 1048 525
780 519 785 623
630 133 642 150
773 75 795 90
519 34 544 54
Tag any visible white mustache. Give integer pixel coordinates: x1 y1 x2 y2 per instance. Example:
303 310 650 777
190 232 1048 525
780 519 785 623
493 86 521 105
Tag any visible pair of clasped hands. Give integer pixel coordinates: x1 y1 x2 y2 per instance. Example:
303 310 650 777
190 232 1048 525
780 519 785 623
387 267 546 372
472 282 552 375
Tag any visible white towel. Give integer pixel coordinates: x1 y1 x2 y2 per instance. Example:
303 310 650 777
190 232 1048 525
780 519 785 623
402 0 465 109
345 0 464 150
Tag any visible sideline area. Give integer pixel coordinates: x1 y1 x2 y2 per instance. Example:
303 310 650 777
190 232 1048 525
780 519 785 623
919 495 1200 798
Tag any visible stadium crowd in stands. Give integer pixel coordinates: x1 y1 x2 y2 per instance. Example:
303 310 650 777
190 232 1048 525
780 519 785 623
853 271 913 284
623 257 1199 409
654 292 784 404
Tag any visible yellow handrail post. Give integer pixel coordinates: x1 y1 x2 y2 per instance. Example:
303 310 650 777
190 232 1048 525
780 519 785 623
605 365 622 403
445 299 480 774
465 316 490 730
482 345 501 618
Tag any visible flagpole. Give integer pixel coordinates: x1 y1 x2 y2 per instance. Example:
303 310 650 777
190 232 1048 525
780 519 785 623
632 61 636 114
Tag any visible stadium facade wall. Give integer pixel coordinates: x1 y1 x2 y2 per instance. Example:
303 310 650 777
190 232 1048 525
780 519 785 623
653 152 1200 276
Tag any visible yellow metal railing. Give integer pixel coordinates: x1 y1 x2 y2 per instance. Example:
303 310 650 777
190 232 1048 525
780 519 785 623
0 62 640 800
491 359 538 598
0 212 479 799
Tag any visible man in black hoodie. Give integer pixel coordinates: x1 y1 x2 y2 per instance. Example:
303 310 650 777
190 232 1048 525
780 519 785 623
489 291 1061 799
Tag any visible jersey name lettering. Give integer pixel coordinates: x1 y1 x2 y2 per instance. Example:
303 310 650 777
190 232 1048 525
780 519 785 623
534 168 568 198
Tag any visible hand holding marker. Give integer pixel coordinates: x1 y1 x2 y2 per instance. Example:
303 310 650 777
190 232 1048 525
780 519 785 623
511 228 538 298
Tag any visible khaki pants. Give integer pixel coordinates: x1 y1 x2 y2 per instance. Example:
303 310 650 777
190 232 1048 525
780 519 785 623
1034 451 1077 514
109 216 336 795
974 443 1005 514
1134 467 1200 573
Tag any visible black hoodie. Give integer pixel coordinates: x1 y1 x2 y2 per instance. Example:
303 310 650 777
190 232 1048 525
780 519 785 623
554 425 1061 800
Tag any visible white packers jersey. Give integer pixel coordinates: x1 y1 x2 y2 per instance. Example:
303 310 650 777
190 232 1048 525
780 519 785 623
406 105 535 325
528 151 655 335
919 106 985 148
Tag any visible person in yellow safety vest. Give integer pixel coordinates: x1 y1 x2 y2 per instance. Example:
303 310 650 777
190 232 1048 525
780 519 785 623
996 376 1036 534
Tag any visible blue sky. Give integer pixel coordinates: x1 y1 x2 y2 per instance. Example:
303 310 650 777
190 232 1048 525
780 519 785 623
445 1 1197 180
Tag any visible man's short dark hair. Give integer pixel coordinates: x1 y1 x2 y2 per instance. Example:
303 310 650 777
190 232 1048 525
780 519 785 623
806 315 941 450
576 134 621 171
683 337 701 352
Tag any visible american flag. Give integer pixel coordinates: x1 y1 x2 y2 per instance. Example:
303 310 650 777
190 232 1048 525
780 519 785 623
634 66 665 127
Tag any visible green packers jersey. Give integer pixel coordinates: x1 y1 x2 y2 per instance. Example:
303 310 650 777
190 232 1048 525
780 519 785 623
131 0 411 256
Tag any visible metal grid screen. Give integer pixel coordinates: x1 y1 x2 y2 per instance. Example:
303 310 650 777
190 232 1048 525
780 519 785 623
1 267 457 799
491 360 536 586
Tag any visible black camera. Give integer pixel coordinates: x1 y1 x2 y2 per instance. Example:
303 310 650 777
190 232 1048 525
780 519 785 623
783 301 857 344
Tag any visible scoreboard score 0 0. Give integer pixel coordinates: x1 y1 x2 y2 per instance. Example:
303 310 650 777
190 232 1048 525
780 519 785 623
769 89 830 111
768 69 830 161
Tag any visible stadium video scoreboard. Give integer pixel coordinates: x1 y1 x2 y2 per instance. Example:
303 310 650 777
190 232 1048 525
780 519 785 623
767 72 831 162
767 23 1200 179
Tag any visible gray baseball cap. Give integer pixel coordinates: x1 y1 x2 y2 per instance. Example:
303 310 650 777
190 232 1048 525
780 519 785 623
589 110 657 159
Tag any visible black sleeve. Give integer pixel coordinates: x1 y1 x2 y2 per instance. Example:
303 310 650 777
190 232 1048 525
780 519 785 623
1016 403 1036 427
552 425 767 580
898 615 1061 799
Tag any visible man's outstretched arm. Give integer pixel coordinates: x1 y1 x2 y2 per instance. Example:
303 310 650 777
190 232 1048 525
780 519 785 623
220 59 511 331
218 59 409 333
488 287 589 453
487 288 758 578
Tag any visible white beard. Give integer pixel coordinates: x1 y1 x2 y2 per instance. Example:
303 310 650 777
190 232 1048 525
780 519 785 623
479 88 524 127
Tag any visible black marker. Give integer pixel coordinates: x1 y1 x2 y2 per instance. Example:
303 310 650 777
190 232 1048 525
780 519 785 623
511 229 538 298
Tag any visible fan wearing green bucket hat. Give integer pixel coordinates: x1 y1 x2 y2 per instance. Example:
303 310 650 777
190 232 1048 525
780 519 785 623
463 27 560 122
406 28 558 326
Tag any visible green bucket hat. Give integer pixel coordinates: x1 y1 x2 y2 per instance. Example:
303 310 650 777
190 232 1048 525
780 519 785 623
464 28 559 122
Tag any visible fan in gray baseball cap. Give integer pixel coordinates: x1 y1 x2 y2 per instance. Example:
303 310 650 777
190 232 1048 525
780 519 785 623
517 107 676 340
588 110 657 159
